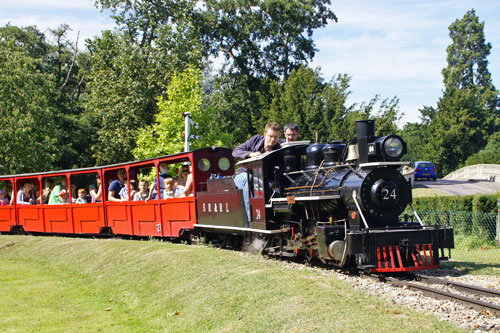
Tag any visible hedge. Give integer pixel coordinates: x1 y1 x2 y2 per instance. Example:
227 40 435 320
410 192 500 213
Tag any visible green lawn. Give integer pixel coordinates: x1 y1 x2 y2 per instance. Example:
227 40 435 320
443 247 500 275
0 235 464 332
412 187 451 197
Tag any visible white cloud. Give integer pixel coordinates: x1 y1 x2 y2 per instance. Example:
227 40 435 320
0 0 115 46
311 0 500 125
3 0 98 10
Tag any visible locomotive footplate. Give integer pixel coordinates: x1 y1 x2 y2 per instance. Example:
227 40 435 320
346 226 454 272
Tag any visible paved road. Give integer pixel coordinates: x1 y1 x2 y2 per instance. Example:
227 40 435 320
416 179 500 196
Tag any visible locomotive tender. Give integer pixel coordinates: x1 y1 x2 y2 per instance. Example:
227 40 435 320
0 120 453 273
196 120 454 272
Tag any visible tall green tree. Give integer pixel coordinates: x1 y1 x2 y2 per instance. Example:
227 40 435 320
133 67 231 159
465 131 500 165
0 24 90 172
87 1 206 165
0 39 60 174
201 0 336 79
428 9 499 176
260 66 386 143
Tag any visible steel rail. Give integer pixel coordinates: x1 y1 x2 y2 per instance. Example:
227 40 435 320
414 274 500 298
362 274 500 317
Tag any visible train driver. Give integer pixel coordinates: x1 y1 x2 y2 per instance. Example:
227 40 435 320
283 122 300 143
232 122 281 222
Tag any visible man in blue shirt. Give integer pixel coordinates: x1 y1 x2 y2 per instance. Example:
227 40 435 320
232 122 281 222
108 169 127 202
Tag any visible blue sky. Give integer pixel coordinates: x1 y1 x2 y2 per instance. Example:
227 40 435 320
1 0 499 125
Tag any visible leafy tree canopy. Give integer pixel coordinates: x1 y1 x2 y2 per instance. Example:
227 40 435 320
133 66 231 160
0 39 60 174
425 9 499 176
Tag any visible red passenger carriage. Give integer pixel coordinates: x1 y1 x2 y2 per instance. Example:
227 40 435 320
0 147 234 238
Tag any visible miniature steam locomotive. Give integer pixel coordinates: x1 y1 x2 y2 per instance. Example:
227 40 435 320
195 120 454 272
0 119 454 273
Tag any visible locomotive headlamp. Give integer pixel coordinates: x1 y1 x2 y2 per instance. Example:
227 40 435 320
373 135 407 161
384 136 404 158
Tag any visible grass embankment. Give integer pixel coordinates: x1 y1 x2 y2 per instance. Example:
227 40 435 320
0 235 463 332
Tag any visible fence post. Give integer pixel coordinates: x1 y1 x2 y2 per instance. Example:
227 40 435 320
497 198 500 246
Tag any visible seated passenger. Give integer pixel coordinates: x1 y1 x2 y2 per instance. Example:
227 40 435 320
0 189 9 206
174 184 185 197
129 180 139 200
163 177 176 199
89 176 102 203
133 179 149 201
177 164 190 187
76 189 87 204
48 177 69 205
42 179 55 204
17 182 36 205
183 169 193 197
35 188 41 204
150 162 170 199
119 180 129 200
58 189 69 204
70 184 77 203
108 170 126 202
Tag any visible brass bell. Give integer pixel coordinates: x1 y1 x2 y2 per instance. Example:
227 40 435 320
346 144 359 162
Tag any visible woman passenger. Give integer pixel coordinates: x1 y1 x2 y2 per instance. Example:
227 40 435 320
89 176 102 203
17 182 36 205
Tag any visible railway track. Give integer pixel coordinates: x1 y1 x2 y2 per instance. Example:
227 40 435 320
362 273 500 317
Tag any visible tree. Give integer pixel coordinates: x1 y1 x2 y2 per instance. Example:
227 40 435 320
133 67 231 159
87 1 207 165
0 39 61 174
465 132 500 165
201 0 336 79
428 9 499 176
373 96 402 137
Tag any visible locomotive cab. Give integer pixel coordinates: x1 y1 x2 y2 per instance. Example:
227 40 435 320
234 142 309 229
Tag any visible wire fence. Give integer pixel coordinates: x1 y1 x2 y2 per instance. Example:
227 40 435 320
415 210 500 265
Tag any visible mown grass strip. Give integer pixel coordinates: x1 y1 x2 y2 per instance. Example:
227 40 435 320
0 235 464 332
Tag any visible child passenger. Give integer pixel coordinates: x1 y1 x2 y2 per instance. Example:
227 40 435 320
163 177 176 199
129 180 139 200
133 179 149 201
119 180 129 200
0 190 9 206
76 189 87 204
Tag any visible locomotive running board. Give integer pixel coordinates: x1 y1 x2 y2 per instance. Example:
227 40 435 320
266 195 341 208
194 224 289 234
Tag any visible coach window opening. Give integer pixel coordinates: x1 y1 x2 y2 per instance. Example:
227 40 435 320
103 168 128 202
41 176 69 205
15 177 41 205
69 172 100 204
0 180 13 206
128 163 156 201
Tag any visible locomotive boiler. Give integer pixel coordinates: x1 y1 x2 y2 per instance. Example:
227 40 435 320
195 120 454 272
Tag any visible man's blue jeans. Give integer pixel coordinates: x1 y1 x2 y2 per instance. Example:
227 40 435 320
234 172 250 225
